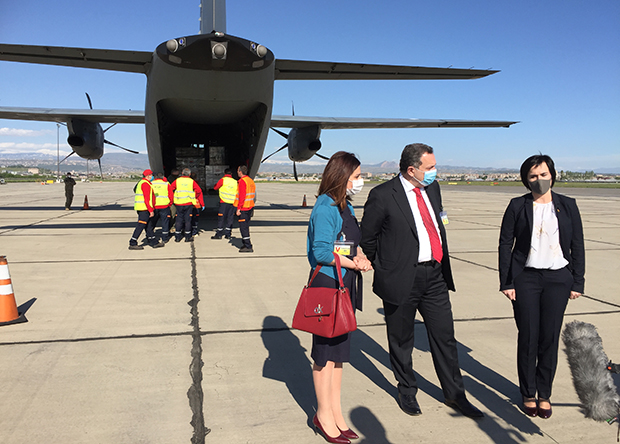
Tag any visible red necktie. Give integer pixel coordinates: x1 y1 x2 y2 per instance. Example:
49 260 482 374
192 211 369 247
414 187 443 263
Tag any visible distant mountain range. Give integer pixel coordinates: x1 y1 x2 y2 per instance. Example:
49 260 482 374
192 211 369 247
0 152 149 174
258 160 523 175
1 153 618 175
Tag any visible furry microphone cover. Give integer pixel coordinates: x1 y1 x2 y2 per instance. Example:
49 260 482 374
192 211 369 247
562 320 620 421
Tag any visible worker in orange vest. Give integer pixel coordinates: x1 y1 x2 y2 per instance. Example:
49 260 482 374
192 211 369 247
129 169 165 250
234 165 256 253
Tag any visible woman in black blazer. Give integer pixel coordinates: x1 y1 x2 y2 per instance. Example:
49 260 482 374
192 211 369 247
499 154 585 419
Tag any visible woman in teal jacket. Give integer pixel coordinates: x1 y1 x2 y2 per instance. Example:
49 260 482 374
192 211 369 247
306 151 372 443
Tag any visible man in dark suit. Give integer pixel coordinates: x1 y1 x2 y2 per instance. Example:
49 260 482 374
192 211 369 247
360 143 483 418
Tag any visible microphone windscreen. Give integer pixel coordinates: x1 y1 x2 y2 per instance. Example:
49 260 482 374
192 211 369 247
562 320 620 421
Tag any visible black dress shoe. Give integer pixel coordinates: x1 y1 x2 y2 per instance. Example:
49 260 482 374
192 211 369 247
444 398 484 418
398 393 422 416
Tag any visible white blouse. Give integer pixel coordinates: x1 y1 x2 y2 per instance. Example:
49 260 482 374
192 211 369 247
525 201 569 270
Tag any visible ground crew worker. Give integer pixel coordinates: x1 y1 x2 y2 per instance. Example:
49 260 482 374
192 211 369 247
234 165 256 253
171 168 204 242
190 171 201 237
129 169 164 250
152 172 173 243
211 168 237 240
167 168 180 230
64 172 76 210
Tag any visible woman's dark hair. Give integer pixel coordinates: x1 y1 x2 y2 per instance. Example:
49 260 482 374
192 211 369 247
317 151 361 210
520 154 556 190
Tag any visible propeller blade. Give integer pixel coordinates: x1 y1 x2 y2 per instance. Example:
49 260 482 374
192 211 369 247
103 123 118 133
315 153 330 161
97 158 104 181
104 139 140 154
269 127 289 139
261 143 288 163
292 101 295 116
60 151 76 164
85 92 93 110
293 161 298 181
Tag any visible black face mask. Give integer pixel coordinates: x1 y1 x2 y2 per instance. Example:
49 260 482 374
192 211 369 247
530 178 551 195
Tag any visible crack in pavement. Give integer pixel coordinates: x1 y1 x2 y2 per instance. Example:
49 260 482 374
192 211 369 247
187 240 210 443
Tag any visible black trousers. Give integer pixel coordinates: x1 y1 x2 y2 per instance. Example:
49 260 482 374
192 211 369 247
130 210 156 246
215 202 235 237
238 210 252 247
383 261 465 400
512 267 572 400
191 206 200 235
154 207 171 240
175 205 193 239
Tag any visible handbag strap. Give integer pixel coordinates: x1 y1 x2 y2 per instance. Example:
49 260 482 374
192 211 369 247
308 253 346 289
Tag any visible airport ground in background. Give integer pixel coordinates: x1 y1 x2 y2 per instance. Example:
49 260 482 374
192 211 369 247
0 182 618 443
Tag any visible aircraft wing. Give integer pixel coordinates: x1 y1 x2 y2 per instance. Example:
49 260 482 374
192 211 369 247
274 59 497 80
0 106 145 124
270 115 518 129
0 43 152 73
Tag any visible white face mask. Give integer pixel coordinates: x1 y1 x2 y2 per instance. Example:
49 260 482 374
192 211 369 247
346 178 364 196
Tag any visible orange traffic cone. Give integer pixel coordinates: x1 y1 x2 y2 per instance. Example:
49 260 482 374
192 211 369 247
0 256 27 326
302 194 307 207
83 195 90 210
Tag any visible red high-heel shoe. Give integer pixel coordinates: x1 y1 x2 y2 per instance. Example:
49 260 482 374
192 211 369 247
338 427 359 440
313 414 350 444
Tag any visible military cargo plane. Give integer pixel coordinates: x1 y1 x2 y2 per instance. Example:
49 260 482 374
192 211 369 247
0 0 516 186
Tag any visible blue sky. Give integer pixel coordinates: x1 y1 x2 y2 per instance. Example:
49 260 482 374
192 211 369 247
0 0 618 172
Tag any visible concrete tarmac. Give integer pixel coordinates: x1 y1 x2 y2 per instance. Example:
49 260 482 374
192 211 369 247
0 181 618 443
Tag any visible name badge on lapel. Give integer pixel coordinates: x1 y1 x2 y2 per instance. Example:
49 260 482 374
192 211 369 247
440 211 449 225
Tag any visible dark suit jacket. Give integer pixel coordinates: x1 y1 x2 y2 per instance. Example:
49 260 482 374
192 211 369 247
360 177 455 306
498 191 585 293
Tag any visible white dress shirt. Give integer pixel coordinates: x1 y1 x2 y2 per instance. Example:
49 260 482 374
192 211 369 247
399 174 442 263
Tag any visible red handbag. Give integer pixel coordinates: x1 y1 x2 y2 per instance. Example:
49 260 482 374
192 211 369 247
292 253 357 338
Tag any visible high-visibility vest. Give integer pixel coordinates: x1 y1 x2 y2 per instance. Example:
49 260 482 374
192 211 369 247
219 176 237 204
174 176 196 205
234 176 256 210
151 179 171 207
134 178 154 211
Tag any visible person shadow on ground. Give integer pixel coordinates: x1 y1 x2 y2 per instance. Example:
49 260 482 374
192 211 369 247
349 311 543 443
261 315 316 427
350 406 393 444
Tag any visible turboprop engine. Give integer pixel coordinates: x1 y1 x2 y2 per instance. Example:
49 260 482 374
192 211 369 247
67 118 105 160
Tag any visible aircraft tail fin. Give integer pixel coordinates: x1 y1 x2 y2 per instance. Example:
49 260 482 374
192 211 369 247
200 0 226 34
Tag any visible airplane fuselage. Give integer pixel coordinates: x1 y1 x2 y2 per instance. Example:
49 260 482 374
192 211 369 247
145 32 274 186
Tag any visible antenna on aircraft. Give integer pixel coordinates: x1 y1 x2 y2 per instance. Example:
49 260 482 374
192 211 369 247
200 0 226 34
